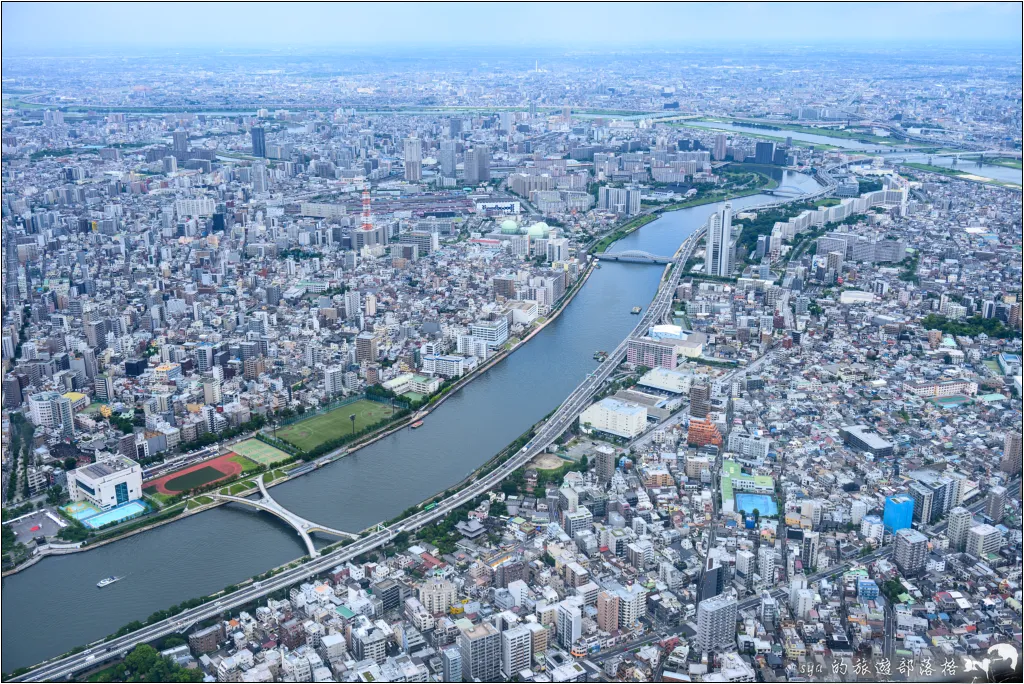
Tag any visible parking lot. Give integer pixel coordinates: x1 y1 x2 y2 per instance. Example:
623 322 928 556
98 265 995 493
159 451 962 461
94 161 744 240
6 509 65 542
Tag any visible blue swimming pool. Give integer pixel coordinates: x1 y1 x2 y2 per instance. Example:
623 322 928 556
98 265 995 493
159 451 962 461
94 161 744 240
735 493 778 517
82 501 148 529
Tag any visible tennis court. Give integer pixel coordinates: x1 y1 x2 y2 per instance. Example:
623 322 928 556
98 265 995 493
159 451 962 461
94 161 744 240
230 438 292 466
275 399 396 452
63 501 101 521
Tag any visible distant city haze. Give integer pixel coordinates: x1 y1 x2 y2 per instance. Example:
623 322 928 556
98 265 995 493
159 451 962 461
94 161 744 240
2 1 1022 53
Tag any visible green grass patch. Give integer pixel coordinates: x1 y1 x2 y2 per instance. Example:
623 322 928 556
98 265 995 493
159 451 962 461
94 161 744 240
984 157 1022 169
901 162 966 177
144 491 174 507
592 214 659 253
164 465 228 493
263 470 287 484
227 481 256 496
229 453 261 474
275 399 397 452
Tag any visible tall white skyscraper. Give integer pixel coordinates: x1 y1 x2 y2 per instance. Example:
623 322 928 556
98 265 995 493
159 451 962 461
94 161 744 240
946 506 973 551
758 546 776 584
696 594 737 652
500 625 532 678
404 136 422 181
439 139 457 178
713 133 728 161
707 202 734 277
556 599 582 650
324 366 346 396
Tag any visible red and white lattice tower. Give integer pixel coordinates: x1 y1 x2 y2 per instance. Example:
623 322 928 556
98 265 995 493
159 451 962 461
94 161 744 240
360 180 373 232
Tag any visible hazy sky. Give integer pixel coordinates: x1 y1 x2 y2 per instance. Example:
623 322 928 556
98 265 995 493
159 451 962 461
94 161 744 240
2 2 1021 53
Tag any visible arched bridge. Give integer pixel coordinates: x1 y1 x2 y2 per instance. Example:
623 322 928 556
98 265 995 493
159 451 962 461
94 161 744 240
764 184 805 197
596 250 673 264
210 476 358 557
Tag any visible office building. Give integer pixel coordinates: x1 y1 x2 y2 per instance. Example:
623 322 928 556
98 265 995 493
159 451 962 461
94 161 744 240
840 424 895 457
439 139 457 178
251 126 266 157
67 455 142 510
696 594 737 652
464 145 491 184
755 141 775 165
404 230 439 256
706 203 734 277
448 118 462 139
883 494 915 533
458 622 500 682
469 317 508 348
893 528 928 576
946 506 973 551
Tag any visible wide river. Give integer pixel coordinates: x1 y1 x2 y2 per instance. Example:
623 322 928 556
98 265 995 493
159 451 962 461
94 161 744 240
0 169 820 672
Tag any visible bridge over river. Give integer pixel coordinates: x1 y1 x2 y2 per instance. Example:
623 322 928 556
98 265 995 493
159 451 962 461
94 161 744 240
210 476 359 557
595 249 674 264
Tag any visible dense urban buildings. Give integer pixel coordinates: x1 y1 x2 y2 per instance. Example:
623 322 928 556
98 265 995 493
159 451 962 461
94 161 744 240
1 5 1022 683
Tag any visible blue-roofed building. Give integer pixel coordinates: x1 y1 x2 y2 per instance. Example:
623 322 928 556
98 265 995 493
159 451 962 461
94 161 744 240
884 494 915 533
858 579 880 600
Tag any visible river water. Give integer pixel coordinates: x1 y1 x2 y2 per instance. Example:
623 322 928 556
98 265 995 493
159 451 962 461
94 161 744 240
0 171 820 672
677 120 899 152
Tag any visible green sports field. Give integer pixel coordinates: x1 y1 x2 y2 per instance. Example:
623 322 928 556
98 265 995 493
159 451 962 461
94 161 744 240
275 399 396 452
230 438 292 465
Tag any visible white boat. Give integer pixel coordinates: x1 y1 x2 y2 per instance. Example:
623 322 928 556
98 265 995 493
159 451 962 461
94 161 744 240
96 576 122 588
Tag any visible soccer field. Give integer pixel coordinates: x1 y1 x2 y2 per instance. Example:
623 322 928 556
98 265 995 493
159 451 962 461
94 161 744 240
275 399 396 452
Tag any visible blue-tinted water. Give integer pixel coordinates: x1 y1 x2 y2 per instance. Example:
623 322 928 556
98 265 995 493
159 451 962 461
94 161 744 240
735 493 778 517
